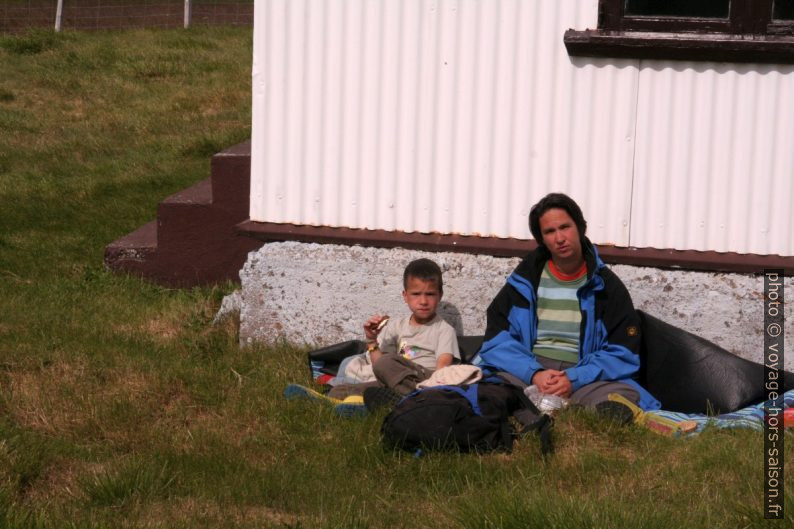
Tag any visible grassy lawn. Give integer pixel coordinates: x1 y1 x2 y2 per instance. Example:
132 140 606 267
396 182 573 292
0 27 791 528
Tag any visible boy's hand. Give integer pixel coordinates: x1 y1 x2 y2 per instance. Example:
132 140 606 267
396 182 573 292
435 353 454 371
364 315 389 341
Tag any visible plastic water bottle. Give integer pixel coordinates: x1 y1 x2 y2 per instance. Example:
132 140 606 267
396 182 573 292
524 385 569 414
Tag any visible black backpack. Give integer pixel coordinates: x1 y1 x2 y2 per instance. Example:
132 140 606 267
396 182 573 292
381 380 553 456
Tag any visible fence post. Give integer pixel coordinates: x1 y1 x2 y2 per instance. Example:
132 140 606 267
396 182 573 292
184 0 192 28
55 0 64 32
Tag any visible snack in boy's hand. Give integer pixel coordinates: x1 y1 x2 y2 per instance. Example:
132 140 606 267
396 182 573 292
363 315 390 342
365 315 389 337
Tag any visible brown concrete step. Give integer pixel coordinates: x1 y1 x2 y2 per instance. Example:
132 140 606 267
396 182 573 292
104 140 261 287
210 139 251 211
160 176 213 208
104 220 157 265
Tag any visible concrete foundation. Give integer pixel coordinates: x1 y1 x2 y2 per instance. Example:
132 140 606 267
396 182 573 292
226 241 792 370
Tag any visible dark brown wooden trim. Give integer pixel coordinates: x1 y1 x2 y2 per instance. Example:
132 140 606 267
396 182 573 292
237 221 794 274
768 22 794 35
236 221 531 257
596 246 793 274
564 29 794 64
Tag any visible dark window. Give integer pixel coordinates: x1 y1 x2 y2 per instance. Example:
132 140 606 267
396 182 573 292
564 0 794 64
625 0 730 19
597 0 793 35
775 0 794 20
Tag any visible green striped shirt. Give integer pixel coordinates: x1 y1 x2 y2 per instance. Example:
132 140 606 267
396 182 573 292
533 262 586 363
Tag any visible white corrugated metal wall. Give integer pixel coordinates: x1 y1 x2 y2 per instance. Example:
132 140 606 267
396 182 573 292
631 62 794 255
250 0 794 256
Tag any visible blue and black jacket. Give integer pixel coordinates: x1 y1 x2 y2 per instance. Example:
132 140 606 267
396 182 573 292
472 238 661 411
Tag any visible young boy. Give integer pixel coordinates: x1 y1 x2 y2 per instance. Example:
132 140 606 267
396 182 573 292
285 258 460 416
362 258 460 399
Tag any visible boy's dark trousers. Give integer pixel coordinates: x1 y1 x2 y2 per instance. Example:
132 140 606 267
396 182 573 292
326 354 432 399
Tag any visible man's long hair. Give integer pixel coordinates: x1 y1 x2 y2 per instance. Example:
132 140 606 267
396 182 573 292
528 193 587 250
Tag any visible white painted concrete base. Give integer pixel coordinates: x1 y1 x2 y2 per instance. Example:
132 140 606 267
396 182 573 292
225 241 792 370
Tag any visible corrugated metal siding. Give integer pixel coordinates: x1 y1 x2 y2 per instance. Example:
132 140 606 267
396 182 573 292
631 61 794 256
250 0 638 245
250 0 794 256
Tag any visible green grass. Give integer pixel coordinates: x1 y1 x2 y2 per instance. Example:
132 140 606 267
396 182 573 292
0 26 792 528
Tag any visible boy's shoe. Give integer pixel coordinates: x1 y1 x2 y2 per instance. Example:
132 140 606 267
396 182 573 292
283 383 342 404
334 396 368 418
595 400 635 425
363 387 402 412
285 384 366 417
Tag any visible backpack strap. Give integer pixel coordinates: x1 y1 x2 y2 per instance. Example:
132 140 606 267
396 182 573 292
514 388 554 456
485 372 555 456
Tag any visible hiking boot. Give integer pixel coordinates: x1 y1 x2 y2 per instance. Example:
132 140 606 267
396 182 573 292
363 387 402 412
595 401 635 425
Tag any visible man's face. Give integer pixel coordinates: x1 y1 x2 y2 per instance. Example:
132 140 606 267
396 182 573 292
539 208 583 266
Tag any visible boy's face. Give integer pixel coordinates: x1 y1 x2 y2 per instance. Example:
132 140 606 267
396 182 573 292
402 276 441 324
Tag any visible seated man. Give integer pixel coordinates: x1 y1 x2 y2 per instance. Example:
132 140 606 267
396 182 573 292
472 193 661 415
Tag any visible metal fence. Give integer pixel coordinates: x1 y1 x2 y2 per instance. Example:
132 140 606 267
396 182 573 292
0 0 253 33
